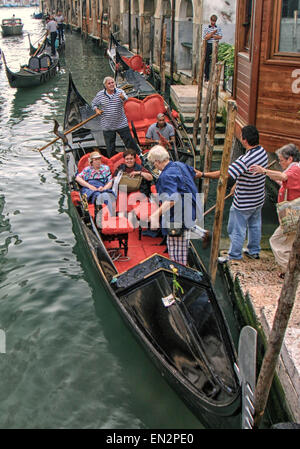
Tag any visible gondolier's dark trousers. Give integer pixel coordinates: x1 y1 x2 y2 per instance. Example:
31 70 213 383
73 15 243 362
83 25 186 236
204 42 213 82
57 24 64 44
50 31 57 56
103 126 139 157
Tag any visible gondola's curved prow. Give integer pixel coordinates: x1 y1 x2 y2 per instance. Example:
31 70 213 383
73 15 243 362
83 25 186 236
109 251 241 428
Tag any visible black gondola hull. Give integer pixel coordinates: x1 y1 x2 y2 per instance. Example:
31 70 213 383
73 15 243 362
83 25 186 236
4 60 60 88
62 74 243 429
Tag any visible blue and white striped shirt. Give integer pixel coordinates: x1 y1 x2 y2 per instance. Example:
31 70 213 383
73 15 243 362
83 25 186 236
91 88 128 131
202 24 223 43
228 145 268 210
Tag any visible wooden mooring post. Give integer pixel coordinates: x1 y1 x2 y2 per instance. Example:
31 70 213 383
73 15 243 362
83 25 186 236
160 22 167 96
209 100 237 285
202 61 223 205
254 220 300 428
192 39 207 151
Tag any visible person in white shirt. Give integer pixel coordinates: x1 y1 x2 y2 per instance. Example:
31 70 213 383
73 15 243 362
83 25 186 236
46 15 58 56
202 14 223 82
55 11 64 45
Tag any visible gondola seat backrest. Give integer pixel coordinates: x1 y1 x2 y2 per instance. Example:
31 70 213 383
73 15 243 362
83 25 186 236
77 153 114 175
122 55 145 73
28 56 40 71
110 151 142 174
39 54 52 70
124 94 169 145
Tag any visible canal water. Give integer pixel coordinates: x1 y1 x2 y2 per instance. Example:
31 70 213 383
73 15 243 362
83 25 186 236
0 7 207 429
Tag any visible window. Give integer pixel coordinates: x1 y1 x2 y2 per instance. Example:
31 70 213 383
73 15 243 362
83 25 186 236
279 0 300 52
243 0 253 51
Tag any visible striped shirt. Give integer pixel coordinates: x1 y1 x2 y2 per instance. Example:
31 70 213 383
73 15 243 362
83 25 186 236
202 24 223 43
228 145 268 210
91 88 128 131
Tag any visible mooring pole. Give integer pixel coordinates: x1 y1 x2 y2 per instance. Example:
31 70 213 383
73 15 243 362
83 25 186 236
254 220 300 428
170 0 176 85
209 100 237 285
128 0 132 51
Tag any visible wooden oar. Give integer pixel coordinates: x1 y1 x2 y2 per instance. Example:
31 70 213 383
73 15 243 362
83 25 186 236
32 33 47 57
36 112 101 152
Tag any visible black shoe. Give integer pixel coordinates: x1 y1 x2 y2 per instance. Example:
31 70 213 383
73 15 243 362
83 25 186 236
243 250 260 260
142 229 160 238
159 236 167 246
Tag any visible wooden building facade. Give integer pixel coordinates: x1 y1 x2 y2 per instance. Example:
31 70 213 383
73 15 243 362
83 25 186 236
234 0 300 153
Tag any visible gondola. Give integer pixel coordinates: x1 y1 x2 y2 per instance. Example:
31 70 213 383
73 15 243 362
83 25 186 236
32 12 44 19
107 33 151 79
2 51 60 88
110 45 195 168
1 18 23 36
28 34 65 56
60 73 256 429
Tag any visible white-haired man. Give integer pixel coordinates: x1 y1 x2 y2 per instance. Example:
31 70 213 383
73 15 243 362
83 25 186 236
147 145 209 265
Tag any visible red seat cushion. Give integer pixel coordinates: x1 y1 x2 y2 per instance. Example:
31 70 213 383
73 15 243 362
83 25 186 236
77 153 114 174
143 94 166 122
71 190 81 206
124 98 145 124
129 55 145 72
132 201 158 222
88 204 95 219
100 205 134 234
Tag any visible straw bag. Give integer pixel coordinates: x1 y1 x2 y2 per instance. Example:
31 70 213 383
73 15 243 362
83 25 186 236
276 190 300 234
119 172 142 193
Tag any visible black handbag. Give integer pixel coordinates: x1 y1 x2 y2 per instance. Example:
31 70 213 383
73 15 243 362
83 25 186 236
167 222 184 237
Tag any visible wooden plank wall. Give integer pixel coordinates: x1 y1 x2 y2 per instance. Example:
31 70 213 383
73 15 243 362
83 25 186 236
256 1 300 152
234 0 300 152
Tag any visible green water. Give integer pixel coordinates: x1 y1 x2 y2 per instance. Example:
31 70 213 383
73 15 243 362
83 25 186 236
0 7 203 429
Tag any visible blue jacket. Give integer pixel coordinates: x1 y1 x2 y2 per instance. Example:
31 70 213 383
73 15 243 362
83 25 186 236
155 161 202 234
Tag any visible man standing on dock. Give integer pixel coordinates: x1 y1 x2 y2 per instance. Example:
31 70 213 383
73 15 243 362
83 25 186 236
202 14 223 82
92 77 138 157
196 125 268 262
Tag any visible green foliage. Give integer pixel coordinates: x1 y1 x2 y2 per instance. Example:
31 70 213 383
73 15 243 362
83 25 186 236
218 43 235 80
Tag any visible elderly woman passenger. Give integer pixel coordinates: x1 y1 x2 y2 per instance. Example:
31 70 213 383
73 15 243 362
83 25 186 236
250 143 300 277
75 150 115 214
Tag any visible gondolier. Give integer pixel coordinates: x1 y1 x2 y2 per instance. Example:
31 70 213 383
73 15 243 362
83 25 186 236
55 11 64 45
46 15 58 56
91 77 139 157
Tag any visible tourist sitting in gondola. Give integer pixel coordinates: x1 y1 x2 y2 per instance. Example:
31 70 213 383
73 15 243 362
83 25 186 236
75 151 116 214
145 113 175 148
113 148 153 197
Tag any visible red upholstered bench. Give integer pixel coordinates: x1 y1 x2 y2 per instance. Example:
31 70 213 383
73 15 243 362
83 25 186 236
131 200 159 240
124 94 171 146
99 206 134 257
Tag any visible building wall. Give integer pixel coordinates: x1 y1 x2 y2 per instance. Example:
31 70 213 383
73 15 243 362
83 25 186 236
43 0 236 81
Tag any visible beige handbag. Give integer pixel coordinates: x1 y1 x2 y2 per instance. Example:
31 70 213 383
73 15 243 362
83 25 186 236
276 189 300 234
119 172 142 193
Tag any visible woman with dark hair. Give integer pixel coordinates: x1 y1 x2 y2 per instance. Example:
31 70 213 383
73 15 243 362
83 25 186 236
113 148 153 197
250 143 300 277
